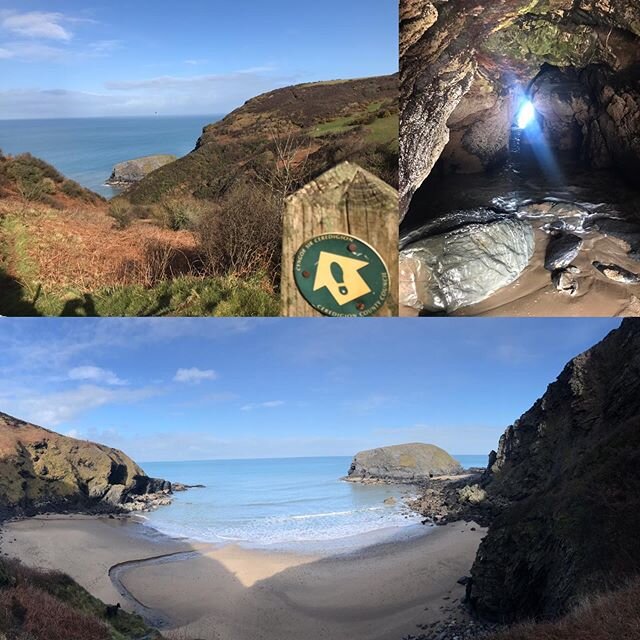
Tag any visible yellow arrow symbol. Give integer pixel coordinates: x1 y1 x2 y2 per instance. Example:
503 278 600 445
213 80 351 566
313 251 371 306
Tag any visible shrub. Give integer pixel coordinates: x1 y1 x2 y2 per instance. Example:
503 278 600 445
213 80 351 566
161 198 205 231
0 584 111 640
61 180 85 199
196 181 282 284
13 153 65 183
7 161 46 201
108 200 133 229
41 177 56 194
134 238 198 287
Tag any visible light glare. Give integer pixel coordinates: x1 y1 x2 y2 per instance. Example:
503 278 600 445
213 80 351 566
517 100 536 129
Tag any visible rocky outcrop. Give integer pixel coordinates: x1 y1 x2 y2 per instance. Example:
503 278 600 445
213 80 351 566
0 411 173 516
439 73 516 174
106 155 176 187
345 443 463 483
400 218 535 313
467 319 640 622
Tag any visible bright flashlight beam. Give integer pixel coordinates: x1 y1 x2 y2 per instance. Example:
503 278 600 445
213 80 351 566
517 100 535 129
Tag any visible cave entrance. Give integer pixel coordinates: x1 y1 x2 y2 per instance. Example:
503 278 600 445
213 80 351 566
516 100 536 130
400 1 640 317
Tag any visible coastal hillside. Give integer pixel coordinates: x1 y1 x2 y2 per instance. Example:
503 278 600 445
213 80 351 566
0 152 103 208
0 411 171 516
0 557 164 640
124 74 399 204
0 75 397 318
468 319 640 622
0 150 279 317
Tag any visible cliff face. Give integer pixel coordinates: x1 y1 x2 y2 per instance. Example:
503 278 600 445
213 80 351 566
0 411 171 516
346 443 463 483
123 75 399 204
468 319 640 622
106 155 177 187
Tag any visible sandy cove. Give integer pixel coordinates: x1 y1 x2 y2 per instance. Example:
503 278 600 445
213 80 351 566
0 515 485 640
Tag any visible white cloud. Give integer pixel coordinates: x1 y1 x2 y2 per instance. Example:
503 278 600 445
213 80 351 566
1 11 73 41
16 385 159 426
174 368 218 384
348 394 394 414
240 400 285 411
0 41 68 61
68 366 126 386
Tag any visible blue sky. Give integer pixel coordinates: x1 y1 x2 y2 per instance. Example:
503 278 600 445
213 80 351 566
0 2 397 119
0 318 620 462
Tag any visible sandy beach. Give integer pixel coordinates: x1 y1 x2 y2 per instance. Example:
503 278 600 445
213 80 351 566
0 515 485 640
401 219 640 318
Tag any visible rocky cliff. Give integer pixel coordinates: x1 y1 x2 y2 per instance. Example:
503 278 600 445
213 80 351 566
467 319 640 622
0 411 172 517
346 443 463 483
106 155 177 187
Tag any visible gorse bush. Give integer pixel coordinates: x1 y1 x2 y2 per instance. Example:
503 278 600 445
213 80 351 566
162 198 206 231
108 200 133 229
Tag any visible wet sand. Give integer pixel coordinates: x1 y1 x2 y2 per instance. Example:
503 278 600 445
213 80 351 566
456 224 640 317
0 515 485 640
401 215 640 317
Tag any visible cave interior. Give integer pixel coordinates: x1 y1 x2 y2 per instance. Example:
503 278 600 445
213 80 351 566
399 0 640 315
401 0 640 226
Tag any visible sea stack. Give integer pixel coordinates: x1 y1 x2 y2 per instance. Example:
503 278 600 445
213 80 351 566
345 443 463 483
106 154 177 187
0 410 173 516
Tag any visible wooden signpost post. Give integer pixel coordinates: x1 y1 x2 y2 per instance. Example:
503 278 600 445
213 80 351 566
281 162 399 317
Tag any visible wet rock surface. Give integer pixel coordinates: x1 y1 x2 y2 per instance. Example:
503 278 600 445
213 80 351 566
400 218 535 313
544 232 583 270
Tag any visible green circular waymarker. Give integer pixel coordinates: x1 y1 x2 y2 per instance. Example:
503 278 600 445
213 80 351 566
294 233 390 317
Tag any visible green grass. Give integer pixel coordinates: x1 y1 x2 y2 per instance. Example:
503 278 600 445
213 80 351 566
310 115 358 137
366 113 399 145
310 111 398 145
0 274 279 317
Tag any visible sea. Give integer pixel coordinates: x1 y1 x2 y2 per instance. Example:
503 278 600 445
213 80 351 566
0 115 222 199
140 454 489 553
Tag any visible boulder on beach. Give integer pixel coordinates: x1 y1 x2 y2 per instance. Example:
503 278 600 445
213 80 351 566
106 154 177 186
400 218 535 313
346 443 463 483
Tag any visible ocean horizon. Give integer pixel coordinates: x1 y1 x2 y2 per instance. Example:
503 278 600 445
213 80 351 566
140 454 489 552
0 115 223 198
